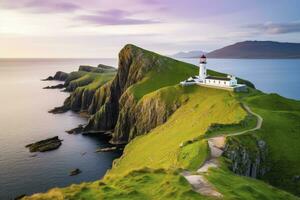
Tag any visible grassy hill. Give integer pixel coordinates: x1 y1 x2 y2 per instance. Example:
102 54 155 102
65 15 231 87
23 45 300 199
241 92 300 195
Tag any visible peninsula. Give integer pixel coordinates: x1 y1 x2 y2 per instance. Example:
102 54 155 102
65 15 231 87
23 45 300 200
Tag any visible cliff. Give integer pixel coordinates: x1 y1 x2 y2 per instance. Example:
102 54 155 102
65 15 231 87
23 45 300 199
84 44 254 143
49 65 116 114
223 134 269 178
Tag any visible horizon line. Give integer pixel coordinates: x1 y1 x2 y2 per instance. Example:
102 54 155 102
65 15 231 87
0 57 116 59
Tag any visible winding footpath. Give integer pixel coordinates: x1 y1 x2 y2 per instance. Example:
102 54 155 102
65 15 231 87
182 103 263 198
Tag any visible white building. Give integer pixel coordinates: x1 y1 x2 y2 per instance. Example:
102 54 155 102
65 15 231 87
180 55 247 92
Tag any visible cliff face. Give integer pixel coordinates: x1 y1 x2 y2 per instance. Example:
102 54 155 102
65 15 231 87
223 135 269 178
49 44 255 143
49 65 116 114
84 44 199 143
85 45 160 135
112 87 182 142
83 44 256 143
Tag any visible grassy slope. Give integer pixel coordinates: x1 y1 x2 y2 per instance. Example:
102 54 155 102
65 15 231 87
108 86 246 176
241 92 300 195
24 86 298 200
207 162 297 200
126 45 252 101
24 47 299 199
25 170 211 200
68 72 116 91
128 56 197 100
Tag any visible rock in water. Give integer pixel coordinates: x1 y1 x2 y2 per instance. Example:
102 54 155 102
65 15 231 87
48 106 69 114
25 136 62 152
95 146 117 152
42 76 54 81
42 71 69 81
66 124 84 134
69 168 81 176
43 84 65 89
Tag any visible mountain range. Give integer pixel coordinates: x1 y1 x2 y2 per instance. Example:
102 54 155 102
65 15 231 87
173 41 300 59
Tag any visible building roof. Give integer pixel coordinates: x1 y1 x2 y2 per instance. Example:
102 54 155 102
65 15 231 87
205 76 231 81
200 54 206 58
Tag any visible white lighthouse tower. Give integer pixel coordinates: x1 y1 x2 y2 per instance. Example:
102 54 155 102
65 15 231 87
199 55 207 81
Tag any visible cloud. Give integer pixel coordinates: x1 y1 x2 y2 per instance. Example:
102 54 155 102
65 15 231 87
0 0 80 13
244 22 300 35
76 9 160 26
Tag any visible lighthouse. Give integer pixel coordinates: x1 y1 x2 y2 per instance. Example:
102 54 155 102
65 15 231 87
180 53 247 92
199 55 207 81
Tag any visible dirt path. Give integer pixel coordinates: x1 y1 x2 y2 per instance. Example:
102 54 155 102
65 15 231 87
182 103 263 198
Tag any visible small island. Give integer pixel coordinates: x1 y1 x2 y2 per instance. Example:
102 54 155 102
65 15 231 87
25 136 62 152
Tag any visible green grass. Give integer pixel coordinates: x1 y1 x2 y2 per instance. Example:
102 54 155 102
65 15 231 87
24 86 299 200
24 169 211 200
124 44 251 101
108 85 246 176
206 161 299 200
232 91 300 195
178 139 209 171
128 59 198 100
205 114 257 138
23 45 299 199
68 72 115 91
65 71 88 85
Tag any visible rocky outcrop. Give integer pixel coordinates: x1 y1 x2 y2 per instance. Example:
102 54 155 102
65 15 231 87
66 125 84 134
43 84 65 89
79 64 116 73
112 87 182 142
53 71 69 81
83 44 186 143
42 71 69 81
223 135 269 178
49 86 97 113
85 44 157 134
25 136 62 152
47 64 116 114
88 81 112 114
69 168 81 176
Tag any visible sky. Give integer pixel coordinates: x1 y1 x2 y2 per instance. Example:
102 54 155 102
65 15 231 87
1 0 300 58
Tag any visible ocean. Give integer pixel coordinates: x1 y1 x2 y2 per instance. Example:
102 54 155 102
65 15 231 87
181 58 300 100
0 58 299 199
0 58 119 199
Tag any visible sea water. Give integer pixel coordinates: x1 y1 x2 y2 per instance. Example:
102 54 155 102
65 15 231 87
0 58 299 199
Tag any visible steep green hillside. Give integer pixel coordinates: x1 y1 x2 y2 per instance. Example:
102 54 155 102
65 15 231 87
24 45 300 199
108 86 246 176
84 44 253 143
243 92 300 195
24 86 298 200
49 66 116 114
24 166 297 200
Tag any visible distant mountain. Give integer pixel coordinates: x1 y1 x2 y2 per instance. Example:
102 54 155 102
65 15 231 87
206 41 300 59
172 50 205 58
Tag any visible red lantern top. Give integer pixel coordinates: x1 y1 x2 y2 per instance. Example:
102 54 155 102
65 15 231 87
200 55 207 64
